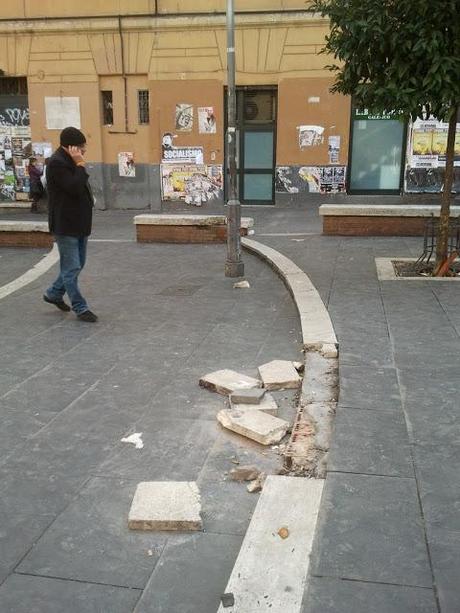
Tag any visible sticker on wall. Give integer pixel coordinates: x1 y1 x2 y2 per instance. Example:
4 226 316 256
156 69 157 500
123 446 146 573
175 104 194 132
45 97 81 130
298 125 324 149
328 135 341 164
198 107 217 134
118 152 135 177
161 164 223 204
32 142 53 159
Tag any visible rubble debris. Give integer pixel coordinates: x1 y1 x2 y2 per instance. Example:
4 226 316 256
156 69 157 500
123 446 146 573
233 280 251 289
221 593 235 608
230 387 266 405
247 472 266 493
199 369 261 396
217 409 289 446
258 360 301 391
230 392 278 416
229 465 261 482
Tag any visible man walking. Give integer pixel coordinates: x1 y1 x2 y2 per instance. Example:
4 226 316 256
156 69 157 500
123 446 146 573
43 127 98 323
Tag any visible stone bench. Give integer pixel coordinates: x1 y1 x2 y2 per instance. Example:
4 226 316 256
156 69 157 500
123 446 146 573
0 221 53 248
134 214 254 244
320 204 460 236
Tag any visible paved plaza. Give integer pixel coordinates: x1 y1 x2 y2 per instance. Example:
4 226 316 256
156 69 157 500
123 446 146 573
0 203 459 612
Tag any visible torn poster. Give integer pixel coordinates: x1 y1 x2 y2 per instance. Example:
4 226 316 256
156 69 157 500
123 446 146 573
175 103 193 132
328 135 341 164
118 152 135 177
298 125 324 149
198 107 217 134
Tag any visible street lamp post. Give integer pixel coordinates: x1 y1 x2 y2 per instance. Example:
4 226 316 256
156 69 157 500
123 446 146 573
225 0 244 278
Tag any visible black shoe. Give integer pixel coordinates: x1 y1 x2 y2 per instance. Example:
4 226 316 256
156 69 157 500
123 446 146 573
43 294 71 312
77 310 98 323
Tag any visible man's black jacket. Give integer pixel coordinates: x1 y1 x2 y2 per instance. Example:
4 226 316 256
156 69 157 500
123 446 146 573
47 147 93 237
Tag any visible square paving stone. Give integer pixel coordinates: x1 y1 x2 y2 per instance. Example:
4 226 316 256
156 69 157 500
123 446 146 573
0 574 140 613
302 576 437 613
17 477 168 589
96 418 219 481
310 473 432 587
412 444 460 532
328 407 413 477
427 526 460 613
338 365 401 411
135 532 243 613
129 482 202 531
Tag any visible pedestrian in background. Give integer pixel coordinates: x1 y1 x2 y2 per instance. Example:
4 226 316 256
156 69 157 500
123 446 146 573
28 157 43 213
43 126 98 322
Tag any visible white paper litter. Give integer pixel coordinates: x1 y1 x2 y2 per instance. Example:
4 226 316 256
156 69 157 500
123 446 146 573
121 432 144 449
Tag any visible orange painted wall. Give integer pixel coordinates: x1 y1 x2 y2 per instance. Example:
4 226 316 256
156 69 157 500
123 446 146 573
277 78 351 166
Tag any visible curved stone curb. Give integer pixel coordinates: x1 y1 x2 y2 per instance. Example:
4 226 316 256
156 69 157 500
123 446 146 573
0 243 59 301
241 237 338 476
241 237 337 350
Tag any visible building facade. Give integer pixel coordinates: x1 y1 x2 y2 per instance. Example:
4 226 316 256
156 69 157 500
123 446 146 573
0 1 458 208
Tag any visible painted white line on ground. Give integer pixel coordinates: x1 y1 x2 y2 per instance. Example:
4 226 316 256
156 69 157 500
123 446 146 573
0 244 59 301
217 475 324 613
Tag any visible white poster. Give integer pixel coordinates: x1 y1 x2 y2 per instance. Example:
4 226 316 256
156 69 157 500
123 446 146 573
45 97 81 130
298 125 324 149
118 152 135 177
175 104 193 132
198 107 217 134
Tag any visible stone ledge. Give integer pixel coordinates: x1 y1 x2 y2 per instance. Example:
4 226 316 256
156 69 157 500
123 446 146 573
134 214 254 244
0 221 53 248
242 238 337 349
319 204 460 217
134 214 254 227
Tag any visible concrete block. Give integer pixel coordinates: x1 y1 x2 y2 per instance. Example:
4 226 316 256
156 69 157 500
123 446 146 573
217 409 289 446
217 475 324 612
320 343 338 358
230 392 278 416
258 360 301 391
200 370 261 396
128 482 202 531
230 388 266 405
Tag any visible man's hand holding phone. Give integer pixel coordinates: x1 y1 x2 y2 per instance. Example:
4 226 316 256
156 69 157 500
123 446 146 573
67 145 86 166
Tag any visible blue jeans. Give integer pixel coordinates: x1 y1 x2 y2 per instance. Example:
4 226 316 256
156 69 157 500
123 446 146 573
46 235 89 315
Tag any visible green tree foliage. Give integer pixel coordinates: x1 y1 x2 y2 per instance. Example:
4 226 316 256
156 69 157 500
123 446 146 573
310 0 460 267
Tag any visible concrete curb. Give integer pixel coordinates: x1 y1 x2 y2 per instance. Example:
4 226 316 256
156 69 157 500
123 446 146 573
241 238 338 476
241 238 337 349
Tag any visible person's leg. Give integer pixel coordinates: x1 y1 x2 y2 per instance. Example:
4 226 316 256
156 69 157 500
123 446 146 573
48 235 89 315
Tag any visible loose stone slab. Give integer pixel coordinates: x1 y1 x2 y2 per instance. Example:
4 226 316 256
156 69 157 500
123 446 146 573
230 388 266 405
128 482 202 531
217 476 324 612
230 393 278 416
217 409 289 445
200 370 261 396
258 360 301 391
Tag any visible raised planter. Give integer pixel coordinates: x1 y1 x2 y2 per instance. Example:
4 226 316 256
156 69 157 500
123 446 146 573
134 214 254 244
320 204 460 236
0 221 52 248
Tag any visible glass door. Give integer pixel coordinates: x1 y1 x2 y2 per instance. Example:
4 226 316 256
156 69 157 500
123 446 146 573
225 87 277 204
348 108 407 193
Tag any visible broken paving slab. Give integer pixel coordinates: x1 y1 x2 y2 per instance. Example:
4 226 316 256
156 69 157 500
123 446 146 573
258 360 301 391
199 369 261 396
217 408 289 446
128 482 202 531
230 387 266 405
230 392 278 416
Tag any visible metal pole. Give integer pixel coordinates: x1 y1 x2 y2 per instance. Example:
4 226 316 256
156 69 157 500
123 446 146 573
225 0 244 278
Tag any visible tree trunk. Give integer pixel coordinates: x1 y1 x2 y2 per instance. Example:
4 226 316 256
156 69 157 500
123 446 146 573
435 105 458 272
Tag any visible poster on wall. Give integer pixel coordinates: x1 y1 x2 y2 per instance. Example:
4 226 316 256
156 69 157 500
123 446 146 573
198 107 217 134
161 164 223 205
45 97 81 130
161 136 204 164
405 117 460 193
175 104 193 132
328 135 341 164
275 165 346 194
118 152 135 177
32 142 53 159
298 125 324 149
